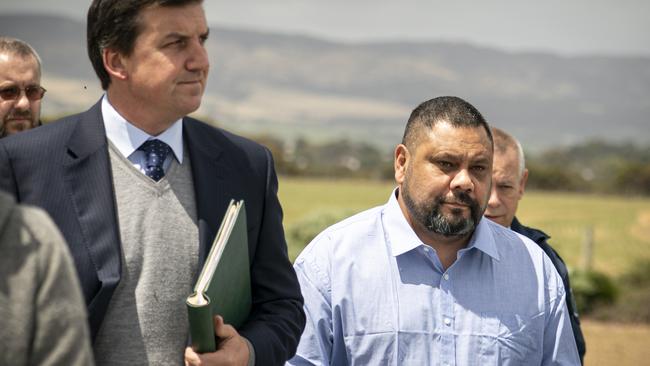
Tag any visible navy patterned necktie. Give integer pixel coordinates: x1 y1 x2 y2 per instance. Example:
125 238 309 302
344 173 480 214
138 139 171 181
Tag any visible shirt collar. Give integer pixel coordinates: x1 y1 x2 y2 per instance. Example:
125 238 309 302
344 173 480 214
383 188 428 257
465 216 501 261
102 95 184 163
382 188 500 260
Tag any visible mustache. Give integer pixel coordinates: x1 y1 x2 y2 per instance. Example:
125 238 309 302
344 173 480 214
5 110 32 121
441 191 475 206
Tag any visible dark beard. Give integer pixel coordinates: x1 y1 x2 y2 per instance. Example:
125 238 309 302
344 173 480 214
401 181 483 237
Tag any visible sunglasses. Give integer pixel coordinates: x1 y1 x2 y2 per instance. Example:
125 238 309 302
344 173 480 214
0 85 47 101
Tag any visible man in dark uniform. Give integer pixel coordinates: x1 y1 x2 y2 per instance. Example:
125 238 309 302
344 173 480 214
484 127 586 363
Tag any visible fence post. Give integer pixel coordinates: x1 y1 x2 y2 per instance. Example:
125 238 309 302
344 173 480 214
581 225 594 271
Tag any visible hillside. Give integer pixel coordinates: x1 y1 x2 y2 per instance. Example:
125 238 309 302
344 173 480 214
2 14 649 150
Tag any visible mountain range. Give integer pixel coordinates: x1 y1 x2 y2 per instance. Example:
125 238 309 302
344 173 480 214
2 14 649 151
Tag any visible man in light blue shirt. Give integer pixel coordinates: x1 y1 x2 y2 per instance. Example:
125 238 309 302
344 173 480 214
289 96 580 365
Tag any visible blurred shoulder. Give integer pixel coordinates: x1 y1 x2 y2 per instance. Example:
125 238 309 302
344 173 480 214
0 191 67 260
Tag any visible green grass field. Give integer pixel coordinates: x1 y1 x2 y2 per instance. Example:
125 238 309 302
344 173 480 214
279 177 392 227
279 177 650 277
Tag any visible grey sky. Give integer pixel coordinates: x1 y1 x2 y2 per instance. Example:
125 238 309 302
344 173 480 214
2 0 649 56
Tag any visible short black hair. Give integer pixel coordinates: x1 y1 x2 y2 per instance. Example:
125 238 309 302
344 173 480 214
87 0 203 90
402 96 493 150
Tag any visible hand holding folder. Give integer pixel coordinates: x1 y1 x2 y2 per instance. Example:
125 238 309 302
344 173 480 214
186 200 251 353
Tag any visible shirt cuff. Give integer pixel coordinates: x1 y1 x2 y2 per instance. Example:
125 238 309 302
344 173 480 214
243 337 255 366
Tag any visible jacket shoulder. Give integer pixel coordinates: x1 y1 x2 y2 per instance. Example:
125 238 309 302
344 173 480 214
0 111 85 153
510 217 550 243
184 117 268 156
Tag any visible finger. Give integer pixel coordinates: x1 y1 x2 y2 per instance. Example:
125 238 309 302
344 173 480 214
184 346 202 366
213 315 238 339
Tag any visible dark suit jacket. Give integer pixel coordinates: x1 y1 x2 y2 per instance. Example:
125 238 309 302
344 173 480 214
0 100 305 365
511 217 586 364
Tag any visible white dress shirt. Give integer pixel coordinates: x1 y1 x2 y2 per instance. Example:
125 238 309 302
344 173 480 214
101 95 184 175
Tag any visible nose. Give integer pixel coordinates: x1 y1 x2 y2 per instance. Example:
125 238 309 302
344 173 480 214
487 185 500 208
450 168 474 193
14 91 31 111
186 39 210 73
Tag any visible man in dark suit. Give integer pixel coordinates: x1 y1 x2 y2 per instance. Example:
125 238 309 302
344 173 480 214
0 1 304 365
484 127 586 363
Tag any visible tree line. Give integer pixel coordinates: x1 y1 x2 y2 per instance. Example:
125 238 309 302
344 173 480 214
253 135 650 196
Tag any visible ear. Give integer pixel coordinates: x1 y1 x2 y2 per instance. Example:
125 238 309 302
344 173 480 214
102 48 128 82
394 144 410 185
518 168 529 196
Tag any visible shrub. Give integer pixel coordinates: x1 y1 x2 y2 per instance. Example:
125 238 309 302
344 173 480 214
570 269 619 315
590 259 650 323
286 209 357 261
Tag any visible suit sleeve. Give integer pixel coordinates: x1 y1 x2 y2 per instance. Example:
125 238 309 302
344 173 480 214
239 148 306 365
0 142 18 198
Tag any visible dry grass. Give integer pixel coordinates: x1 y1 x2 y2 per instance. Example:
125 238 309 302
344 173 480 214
582 320 650 365
517 191 650 277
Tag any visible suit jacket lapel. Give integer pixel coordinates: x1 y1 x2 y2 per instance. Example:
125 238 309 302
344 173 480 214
62 101 122 332
184 118 233 265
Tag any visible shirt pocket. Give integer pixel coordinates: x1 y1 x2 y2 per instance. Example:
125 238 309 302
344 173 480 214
480 312 542 366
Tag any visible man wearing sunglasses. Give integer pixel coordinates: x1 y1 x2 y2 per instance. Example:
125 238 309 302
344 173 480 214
0 37 45 138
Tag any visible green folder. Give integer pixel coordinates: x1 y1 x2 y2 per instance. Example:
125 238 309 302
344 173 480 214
186 200 251 353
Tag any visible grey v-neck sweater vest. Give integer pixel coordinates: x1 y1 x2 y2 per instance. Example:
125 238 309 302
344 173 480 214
94 143 199 365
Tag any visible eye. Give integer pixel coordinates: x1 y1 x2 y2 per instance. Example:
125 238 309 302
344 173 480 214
437 160 454 169
470 164 489 174
165 38 186 48
0 86 20 100
199 34 209 45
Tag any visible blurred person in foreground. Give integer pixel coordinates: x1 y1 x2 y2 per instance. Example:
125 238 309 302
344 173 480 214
0 1 304 365
485 126 586 363
0 190 94 365
289 96 580 365
0 36 44 138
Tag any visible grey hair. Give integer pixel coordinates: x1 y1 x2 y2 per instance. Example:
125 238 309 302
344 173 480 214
514 139 525 176
491 126 526 177
0 36 42 72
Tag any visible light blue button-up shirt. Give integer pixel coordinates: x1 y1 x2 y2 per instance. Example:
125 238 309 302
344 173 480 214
289 190 580 365
102 95 184 174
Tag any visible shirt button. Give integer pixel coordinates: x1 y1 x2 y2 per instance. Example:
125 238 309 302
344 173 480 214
443 273 450 280
444 317 452 326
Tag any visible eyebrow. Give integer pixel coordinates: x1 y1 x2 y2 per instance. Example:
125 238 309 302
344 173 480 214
163 28 210 40
432 152 460 160
162 32 189 41
471 156 491 165
0 82 38 89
